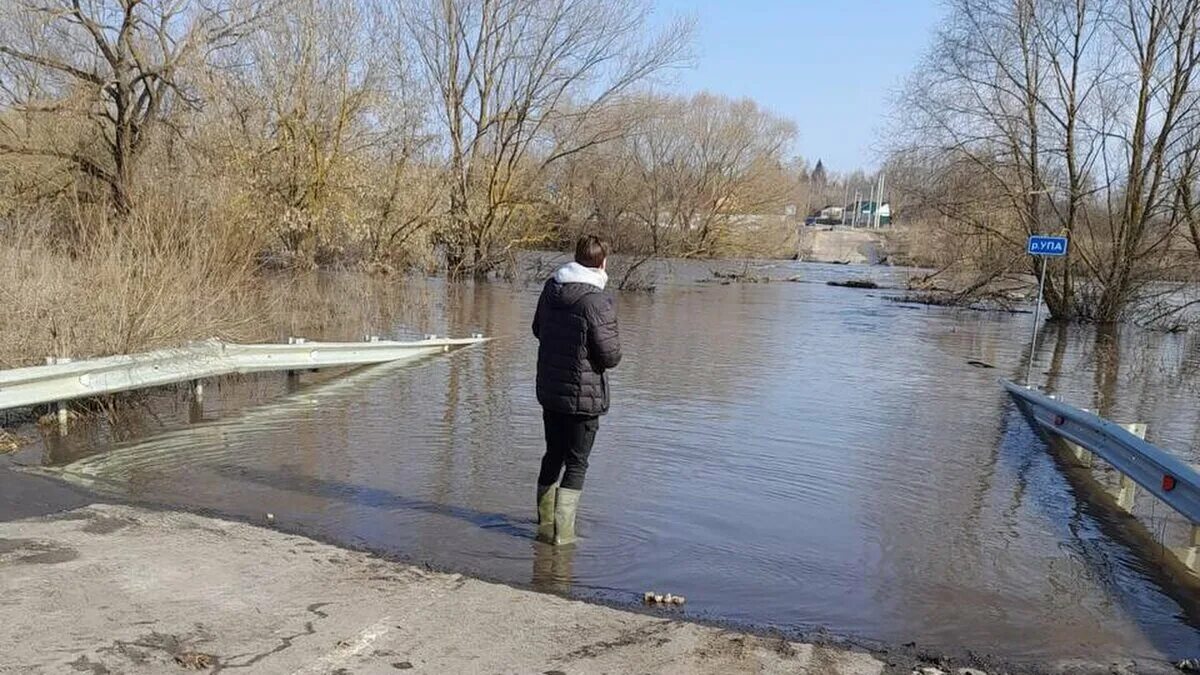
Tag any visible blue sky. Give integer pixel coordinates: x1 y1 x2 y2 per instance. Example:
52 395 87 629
652 1 942 173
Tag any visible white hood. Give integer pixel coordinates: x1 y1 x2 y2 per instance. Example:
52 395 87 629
554 261 608 290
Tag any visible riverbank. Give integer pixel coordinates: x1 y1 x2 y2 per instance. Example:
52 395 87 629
0 503 888 674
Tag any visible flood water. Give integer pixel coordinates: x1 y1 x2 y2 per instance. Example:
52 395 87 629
13 260 1200 664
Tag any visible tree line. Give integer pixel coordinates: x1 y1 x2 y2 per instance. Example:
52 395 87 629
0 0 839 278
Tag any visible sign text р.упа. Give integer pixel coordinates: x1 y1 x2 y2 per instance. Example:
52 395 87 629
1027 235 1069 257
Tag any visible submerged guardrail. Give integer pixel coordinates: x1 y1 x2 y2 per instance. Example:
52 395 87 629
1002 379 1200 569
0 335 488 432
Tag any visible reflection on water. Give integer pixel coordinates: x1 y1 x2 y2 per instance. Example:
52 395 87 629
531 542 575 595
19 262 1200 662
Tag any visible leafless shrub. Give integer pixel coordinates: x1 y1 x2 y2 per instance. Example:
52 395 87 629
550 92 799 259
0 198 264 367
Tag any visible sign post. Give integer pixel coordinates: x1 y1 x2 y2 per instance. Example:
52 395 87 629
1025 235 1069 385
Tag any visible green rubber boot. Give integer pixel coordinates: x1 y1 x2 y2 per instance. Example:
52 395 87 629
536 484 557 543
553 488 582 546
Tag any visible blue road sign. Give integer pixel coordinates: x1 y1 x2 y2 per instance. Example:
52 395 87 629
1027 235 1069 256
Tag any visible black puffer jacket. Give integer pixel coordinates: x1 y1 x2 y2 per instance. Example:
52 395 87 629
532 276 622 416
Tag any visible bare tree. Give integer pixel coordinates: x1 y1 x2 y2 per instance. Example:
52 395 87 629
892 0 1200 323
895 0 1064 310
0 0 265 215
403 0 691 277
553 91 797 258
671 93 796 255
201 0 437 264
543 103 649 251
1093 0 1200 320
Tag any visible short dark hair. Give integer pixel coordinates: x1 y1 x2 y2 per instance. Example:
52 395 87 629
574 235 609 268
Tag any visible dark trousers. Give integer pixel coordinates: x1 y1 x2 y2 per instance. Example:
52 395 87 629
538 411 599 491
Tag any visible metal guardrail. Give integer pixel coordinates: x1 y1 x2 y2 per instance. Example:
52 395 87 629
0 336 488 412
1002 379 1200 524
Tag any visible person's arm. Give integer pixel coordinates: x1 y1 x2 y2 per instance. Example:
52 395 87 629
585 293 622 370
532 285 547 340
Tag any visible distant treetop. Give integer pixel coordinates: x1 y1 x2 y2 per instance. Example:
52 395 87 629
811 160 827 185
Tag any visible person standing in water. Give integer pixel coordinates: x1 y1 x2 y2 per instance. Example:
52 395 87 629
532 235 622 545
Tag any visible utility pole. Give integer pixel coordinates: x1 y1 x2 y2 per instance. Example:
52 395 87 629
867 181 876 230
842 182 850 226
876 172 886 228
870 174 879 228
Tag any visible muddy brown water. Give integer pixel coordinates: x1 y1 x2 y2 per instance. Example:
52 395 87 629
9 260 1200 664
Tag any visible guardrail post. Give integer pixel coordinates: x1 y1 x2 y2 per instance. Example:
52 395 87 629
285 337 305 384
1124 422 1147 438
1114 422 1147 511
55 401 68 436
1061 409 1095 467
1179 526 1200 572
1117 474 1137 510
45 356 72 436
1072 444 1093 467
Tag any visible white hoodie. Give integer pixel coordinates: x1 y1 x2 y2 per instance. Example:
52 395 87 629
553 261 608 290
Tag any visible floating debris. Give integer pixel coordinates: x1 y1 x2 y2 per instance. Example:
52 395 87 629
642 591 685 606
707 268 772 284
827 279 879 289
